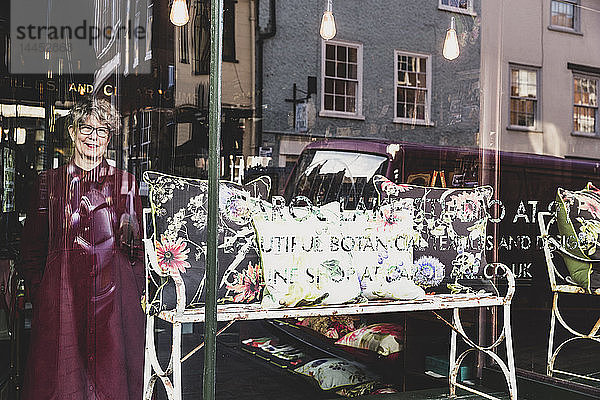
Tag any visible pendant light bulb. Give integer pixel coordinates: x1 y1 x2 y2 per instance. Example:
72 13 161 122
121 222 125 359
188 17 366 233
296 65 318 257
320 1 336 40
170 0 189 26
443 17 460 60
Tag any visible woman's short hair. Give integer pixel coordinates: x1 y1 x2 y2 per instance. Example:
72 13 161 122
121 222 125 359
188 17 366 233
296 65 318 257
70 98 121 133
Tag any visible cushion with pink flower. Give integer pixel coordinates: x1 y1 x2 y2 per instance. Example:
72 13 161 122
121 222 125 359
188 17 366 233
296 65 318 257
556 186 600 291
373 175 493 291
143 171 271 314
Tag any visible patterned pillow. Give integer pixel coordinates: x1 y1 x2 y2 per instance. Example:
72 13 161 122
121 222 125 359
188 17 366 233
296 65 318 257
373 175 493 289
143 171 271 314
555 187 600 292
294 358 377 391
587 182 600 193
335 323 404 356
253 203 363 308
344 201 424 300
295 315 361 339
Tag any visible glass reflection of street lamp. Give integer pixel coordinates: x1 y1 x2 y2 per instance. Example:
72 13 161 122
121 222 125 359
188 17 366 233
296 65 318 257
170 0 189 26
320 0 336 40
443 17 460 60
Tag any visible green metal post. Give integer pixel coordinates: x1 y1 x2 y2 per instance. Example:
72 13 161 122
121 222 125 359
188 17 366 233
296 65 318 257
204 0 223 399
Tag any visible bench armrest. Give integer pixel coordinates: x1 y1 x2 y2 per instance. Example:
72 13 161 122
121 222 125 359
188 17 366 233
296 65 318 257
484 263 515 304
143 238 187 315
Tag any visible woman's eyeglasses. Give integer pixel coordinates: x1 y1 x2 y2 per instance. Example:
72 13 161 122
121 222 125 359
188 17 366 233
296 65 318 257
79 124 110 138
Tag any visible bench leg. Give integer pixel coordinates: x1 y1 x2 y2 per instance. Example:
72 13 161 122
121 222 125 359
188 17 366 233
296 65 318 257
449 325 458 397
503 303 518 400
547 292 558 376
447 306 517 400
173 322 183 400
143 314 154 400
546 291 600 382
143 315 181 400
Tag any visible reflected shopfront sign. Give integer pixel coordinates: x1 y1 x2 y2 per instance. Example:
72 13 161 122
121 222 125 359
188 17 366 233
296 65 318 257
67 82 117 97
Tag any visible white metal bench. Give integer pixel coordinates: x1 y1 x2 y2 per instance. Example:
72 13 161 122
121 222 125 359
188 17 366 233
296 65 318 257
142 209 518 400
537 211 600 383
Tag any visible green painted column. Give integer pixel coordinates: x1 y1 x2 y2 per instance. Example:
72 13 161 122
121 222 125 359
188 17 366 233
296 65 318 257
203 0 223 399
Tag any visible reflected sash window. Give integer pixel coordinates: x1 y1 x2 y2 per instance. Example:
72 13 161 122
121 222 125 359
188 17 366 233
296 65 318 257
509 66 539 129
573 75 598 134
193 0 236 75
394 51 431 125
222 0 236 62
550 0 579 31
320 40 363 118
439 0 474 14
179 24 189 64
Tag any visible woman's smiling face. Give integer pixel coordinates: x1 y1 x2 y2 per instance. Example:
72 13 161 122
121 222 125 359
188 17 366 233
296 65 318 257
69 116 111 169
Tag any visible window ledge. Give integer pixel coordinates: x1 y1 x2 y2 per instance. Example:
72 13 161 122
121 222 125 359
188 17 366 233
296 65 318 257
438 5 477 16
571 131 600 139
507 125 543 133
393 118 434 127
319 110 365 120
548 25 583 36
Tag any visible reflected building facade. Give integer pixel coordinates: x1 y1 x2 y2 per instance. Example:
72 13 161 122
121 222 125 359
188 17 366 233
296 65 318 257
257 0 482 174
481 0 600 160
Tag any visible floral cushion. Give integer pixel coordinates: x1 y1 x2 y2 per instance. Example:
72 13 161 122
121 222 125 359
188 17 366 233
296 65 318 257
348 201 424 300
335 323 404 356
587 182 600 193
335 382 380 397
295 316 362 339
253 202 363 308
556 186 600 291
294 358 377 391
143 171 271 314
373 175 493 289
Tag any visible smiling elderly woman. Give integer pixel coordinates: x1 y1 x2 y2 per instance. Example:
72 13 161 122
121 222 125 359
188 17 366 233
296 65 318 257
19 98 145 400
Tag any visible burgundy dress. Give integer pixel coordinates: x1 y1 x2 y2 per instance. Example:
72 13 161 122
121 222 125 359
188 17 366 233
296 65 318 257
19 160 145 400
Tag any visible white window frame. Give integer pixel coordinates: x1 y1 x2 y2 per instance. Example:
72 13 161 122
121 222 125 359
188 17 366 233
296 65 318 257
145 2 153 61
572 73 599 136
438 0 476 16
133 11 140 68
393 50 433 126
319 39 364 120
549 0 581 34
508 65 541 131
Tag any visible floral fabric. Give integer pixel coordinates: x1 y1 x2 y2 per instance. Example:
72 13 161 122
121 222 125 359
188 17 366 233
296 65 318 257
352 200 424 300
294 358 378 391
556 187 600 291
253 203 363 308
295 315 362 339
335 323 404 356
143 171 271 313
373 175 493 289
